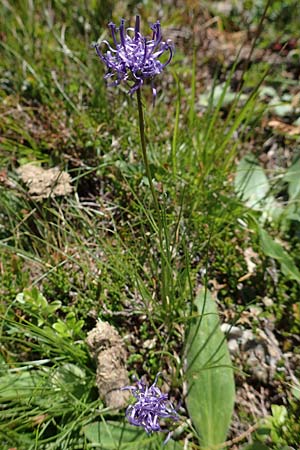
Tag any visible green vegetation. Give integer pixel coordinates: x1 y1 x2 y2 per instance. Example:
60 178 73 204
0 0 299 449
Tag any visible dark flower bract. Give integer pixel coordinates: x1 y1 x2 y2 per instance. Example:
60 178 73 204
122 373 179 437
94 15 173 95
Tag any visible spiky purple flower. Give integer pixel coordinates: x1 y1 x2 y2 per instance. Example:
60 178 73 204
93 15 173 95
122 373 179 437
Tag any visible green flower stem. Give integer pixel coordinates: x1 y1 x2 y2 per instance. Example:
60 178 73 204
136 88 161 220
136 88 168 309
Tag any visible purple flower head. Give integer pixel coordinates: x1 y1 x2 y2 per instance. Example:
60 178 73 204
93 15 173 96
122 373 179 437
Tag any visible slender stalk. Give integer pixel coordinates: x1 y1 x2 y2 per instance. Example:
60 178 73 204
136 88 169 310
172 74 181 176
136 88 161 219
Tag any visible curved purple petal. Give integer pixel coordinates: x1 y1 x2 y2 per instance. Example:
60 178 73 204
122 374 179 435
134 15 140 40
94 15 173 96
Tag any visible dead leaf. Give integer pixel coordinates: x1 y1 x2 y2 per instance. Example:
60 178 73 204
0 169 16 189
238 247 260 282
268 119 300 136
16 164 72 199
244 247 258 274
208 278 227 292
292 303 300 321
291 92 300 109
32 414 48 426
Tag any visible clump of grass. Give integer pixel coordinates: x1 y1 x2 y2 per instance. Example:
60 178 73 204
1 0 300 448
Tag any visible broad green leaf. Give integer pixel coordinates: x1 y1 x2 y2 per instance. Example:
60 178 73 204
83 421 144 449
0 371 48 402
270 405 287 426
291 383 300 400
235 154 283 222
235 154 270 209
164 440 183 449
269 96 294 117
259 228 300 282
83 421 182 449
185 289 235 448
259 86 277 99
283 158 300 199
51 363 87 399
199 84 236 108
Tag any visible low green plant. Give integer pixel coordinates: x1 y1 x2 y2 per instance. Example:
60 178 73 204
16 286 62 326
1 1 299 449
246 402 300 449
0 292 97 449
